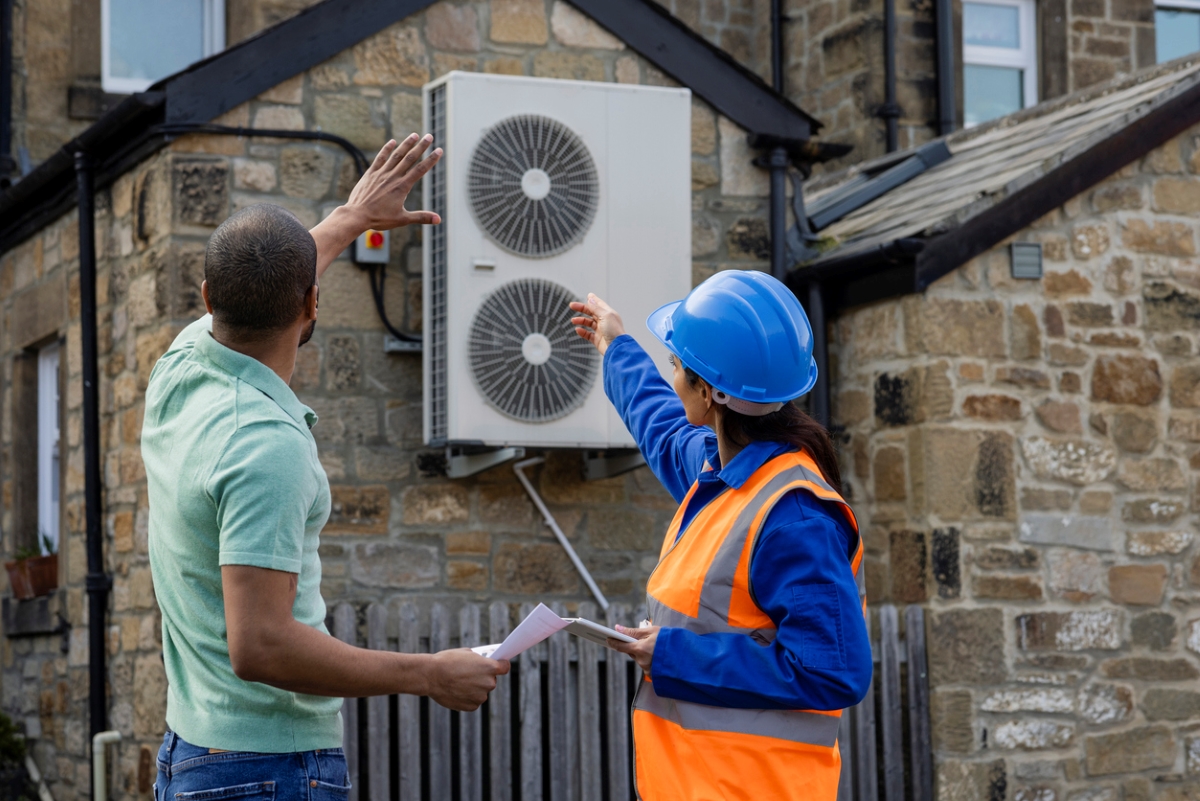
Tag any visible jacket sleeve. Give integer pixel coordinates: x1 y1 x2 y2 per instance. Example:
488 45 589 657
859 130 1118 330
602 335 714 504
650 491 872 710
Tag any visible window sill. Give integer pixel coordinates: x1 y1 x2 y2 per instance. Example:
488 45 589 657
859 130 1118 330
3 591 65 638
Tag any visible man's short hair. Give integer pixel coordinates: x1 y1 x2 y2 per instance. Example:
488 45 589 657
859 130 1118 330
204 204 317 334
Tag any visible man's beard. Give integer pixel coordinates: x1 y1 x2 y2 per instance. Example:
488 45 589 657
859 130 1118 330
299 318 316 346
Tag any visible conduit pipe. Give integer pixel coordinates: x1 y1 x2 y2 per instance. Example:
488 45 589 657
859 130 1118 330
512 457 609 611
882 0 900 151
936 0 957 135
76 151 112 774
92 731 121 801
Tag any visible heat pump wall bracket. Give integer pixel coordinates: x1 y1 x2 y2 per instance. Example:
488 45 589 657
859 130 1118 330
446 446 525 478
583 450 646 481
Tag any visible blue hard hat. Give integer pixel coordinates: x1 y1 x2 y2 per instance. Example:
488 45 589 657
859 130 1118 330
647 270 818 404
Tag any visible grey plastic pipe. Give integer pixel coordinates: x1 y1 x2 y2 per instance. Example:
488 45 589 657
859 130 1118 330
512 457 609 611
92 730 121 801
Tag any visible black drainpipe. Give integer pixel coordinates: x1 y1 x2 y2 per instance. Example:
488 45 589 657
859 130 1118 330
881 0 900 152
0 0 15 186
936 0 957 135
75 151 110 750
768 0 789 283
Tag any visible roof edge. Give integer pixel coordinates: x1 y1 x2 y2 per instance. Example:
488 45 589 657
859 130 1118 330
913 68 1200 290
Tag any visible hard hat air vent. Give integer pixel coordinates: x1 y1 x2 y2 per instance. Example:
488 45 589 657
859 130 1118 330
468 279 598 422
467 115 599 258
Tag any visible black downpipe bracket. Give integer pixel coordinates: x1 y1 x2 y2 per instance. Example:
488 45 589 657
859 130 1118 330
936 0 957 135
75 152 111 749
0 0 14 185
881 0 901 152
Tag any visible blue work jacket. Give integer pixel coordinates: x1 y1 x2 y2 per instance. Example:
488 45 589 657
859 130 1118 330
604 335 873 711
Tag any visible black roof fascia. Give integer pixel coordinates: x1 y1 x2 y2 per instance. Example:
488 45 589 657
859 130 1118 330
0 92 165 254
567 0 820 138
807 141 951 230
914 73 1200 289
161 0 437 124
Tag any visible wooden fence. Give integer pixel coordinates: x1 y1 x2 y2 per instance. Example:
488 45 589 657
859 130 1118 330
329 601 931 801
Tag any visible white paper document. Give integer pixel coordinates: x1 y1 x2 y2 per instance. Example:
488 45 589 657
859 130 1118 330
472 603 636 660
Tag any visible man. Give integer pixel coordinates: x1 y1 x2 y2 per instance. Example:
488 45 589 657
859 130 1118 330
143 134 507 796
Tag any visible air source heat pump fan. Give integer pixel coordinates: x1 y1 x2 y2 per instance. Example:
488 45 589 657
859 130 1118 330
468 279 597 422
424 72 692 449
467 115 599 258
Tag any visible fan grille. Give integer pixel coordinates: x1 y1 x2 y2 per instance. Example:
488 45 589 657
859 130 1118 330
468 279 598 422
467 115 599 258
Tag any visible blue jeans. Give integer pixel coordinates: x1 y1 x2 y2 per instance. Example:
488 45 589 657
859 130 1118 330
155 732 350 801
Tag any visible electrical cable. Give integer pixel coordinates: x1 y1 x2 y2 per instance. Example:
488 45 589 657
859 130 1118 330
151 122 420 343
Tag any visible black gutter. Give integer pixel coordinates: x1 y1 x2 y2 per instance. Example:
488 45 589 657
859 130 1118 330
880 0 900 151
0 0 14 185
936 0 956 135
75 151 110 755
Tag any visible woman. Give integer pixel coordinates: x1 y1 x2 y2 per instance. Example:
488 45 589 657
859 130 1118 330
570 270 872 801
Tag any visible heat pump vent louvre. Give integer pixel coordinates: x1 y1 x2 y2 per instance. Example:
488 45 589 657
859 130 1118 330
427 84 449 442
468 279 597 422
467 115 599 258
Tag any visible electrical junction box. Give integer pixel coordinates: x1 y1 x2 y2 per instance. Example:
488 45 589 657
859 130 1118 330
423 71 692 450
354 229 389 264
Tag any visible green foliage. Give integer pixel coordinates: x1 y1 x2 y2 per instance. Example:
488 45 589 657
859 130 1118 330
0 712 25 767
10 548 36 563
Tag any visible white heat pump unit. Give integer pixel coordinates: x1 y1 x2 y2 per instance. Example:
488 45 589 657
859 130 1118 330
423 72 692 449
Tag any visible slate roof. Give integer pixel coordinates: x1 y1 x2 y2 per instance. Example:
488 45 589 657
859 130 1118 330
795 55 1200 304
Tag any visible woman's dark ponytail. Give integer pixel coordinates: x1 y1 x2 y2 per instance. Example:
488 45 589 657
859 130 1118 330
684 368 843 494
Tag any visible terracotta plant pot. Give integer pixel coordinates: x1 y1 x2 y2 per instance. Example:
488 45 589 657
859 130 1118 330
4 560 33 600
25 554 57 598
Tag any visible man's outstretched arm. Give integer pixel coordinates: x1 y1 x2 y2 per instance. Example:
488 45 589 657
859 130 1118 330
310 133 443 279
222 564 507 710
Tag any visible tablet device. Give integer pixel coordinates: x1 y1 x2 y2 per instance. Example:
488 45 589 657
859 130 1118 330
563 617 637 646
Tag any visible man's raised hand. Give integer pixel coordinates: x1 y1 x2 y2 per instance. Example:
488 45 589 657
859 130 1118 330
346 134 443 231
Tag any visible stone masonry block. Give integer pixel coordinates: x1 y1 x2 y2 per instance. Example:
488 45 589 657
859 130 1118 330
936 759 1007 801
1017 610 1122 651
425 2 480 51
401 484 468 526
911 298 1006 357
928 608 1006 685
1079 683 1133 726
993 719 1074 750
353 24 429 87
1145 282 1200 331
1020 437 1115 486
172 160 228 227
328 485 390 534
889 530 927 602
493 542 579 594
490 0 548 44
1091 354 1162 405
1084 725 1175 776
350 542 439 588
1122 219 1195 256
931 690 974 753
1099 656 1198 680
1107 564 1167 605
550 2 624 49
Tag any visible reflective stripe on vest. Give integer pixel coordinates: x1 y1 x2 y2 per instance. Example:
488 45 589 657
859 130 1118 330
632 450 862 800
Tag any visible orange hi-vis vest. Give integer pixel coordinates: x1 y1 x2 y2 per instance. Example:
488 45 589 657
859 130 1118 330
632 450 864 801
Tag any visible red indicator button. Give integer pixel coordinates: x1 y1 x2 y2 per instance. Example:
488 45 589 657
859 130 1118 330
366 230 384 249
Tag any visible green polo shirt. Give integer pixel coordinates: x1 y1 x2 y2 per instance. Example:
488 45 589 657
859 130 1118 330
142 315 341 752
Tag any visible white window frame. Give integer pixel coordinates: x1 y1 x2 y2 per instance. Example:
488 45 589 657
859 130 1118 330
37 343 60 556
101 0 226 94
962 0 1039 123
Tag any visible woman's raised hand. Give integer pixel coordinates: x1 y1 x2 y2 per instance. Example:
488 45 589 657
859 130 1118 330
569 293 626 357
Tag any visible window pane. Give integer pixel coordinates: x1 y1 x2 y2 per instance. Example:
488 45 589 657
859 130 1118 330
1157 8 1200 63
964 2 1021 48
110 0 204 82
964 65 1024 126
37 344 59 554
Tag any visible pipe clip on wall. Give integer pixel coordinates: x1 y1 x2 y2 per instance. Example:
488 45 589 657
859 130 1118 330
512 457 609 612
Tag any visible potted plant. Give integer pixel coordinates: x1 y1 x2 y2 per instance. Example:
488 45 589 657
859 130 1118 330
5 533 57 601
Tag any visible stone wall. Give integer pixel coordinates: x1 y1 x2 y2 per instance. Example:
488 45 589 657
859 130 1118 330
1066 0 1156 92
831 124 1200 798
0 2 776 797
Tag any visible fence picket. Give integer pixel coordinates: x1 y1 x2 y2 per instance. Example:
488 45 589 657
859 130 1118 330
853 676 879 801
333 604 360 801
366 604 389 801
575 603 601 801
459 605 483 801
905 605 933 801
879 605 904 801
519 603 543 801
547 603 571 801
398 602 422 801
429 604 453 801
605 605 631 801
489 602 513 801
836 710 852 801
